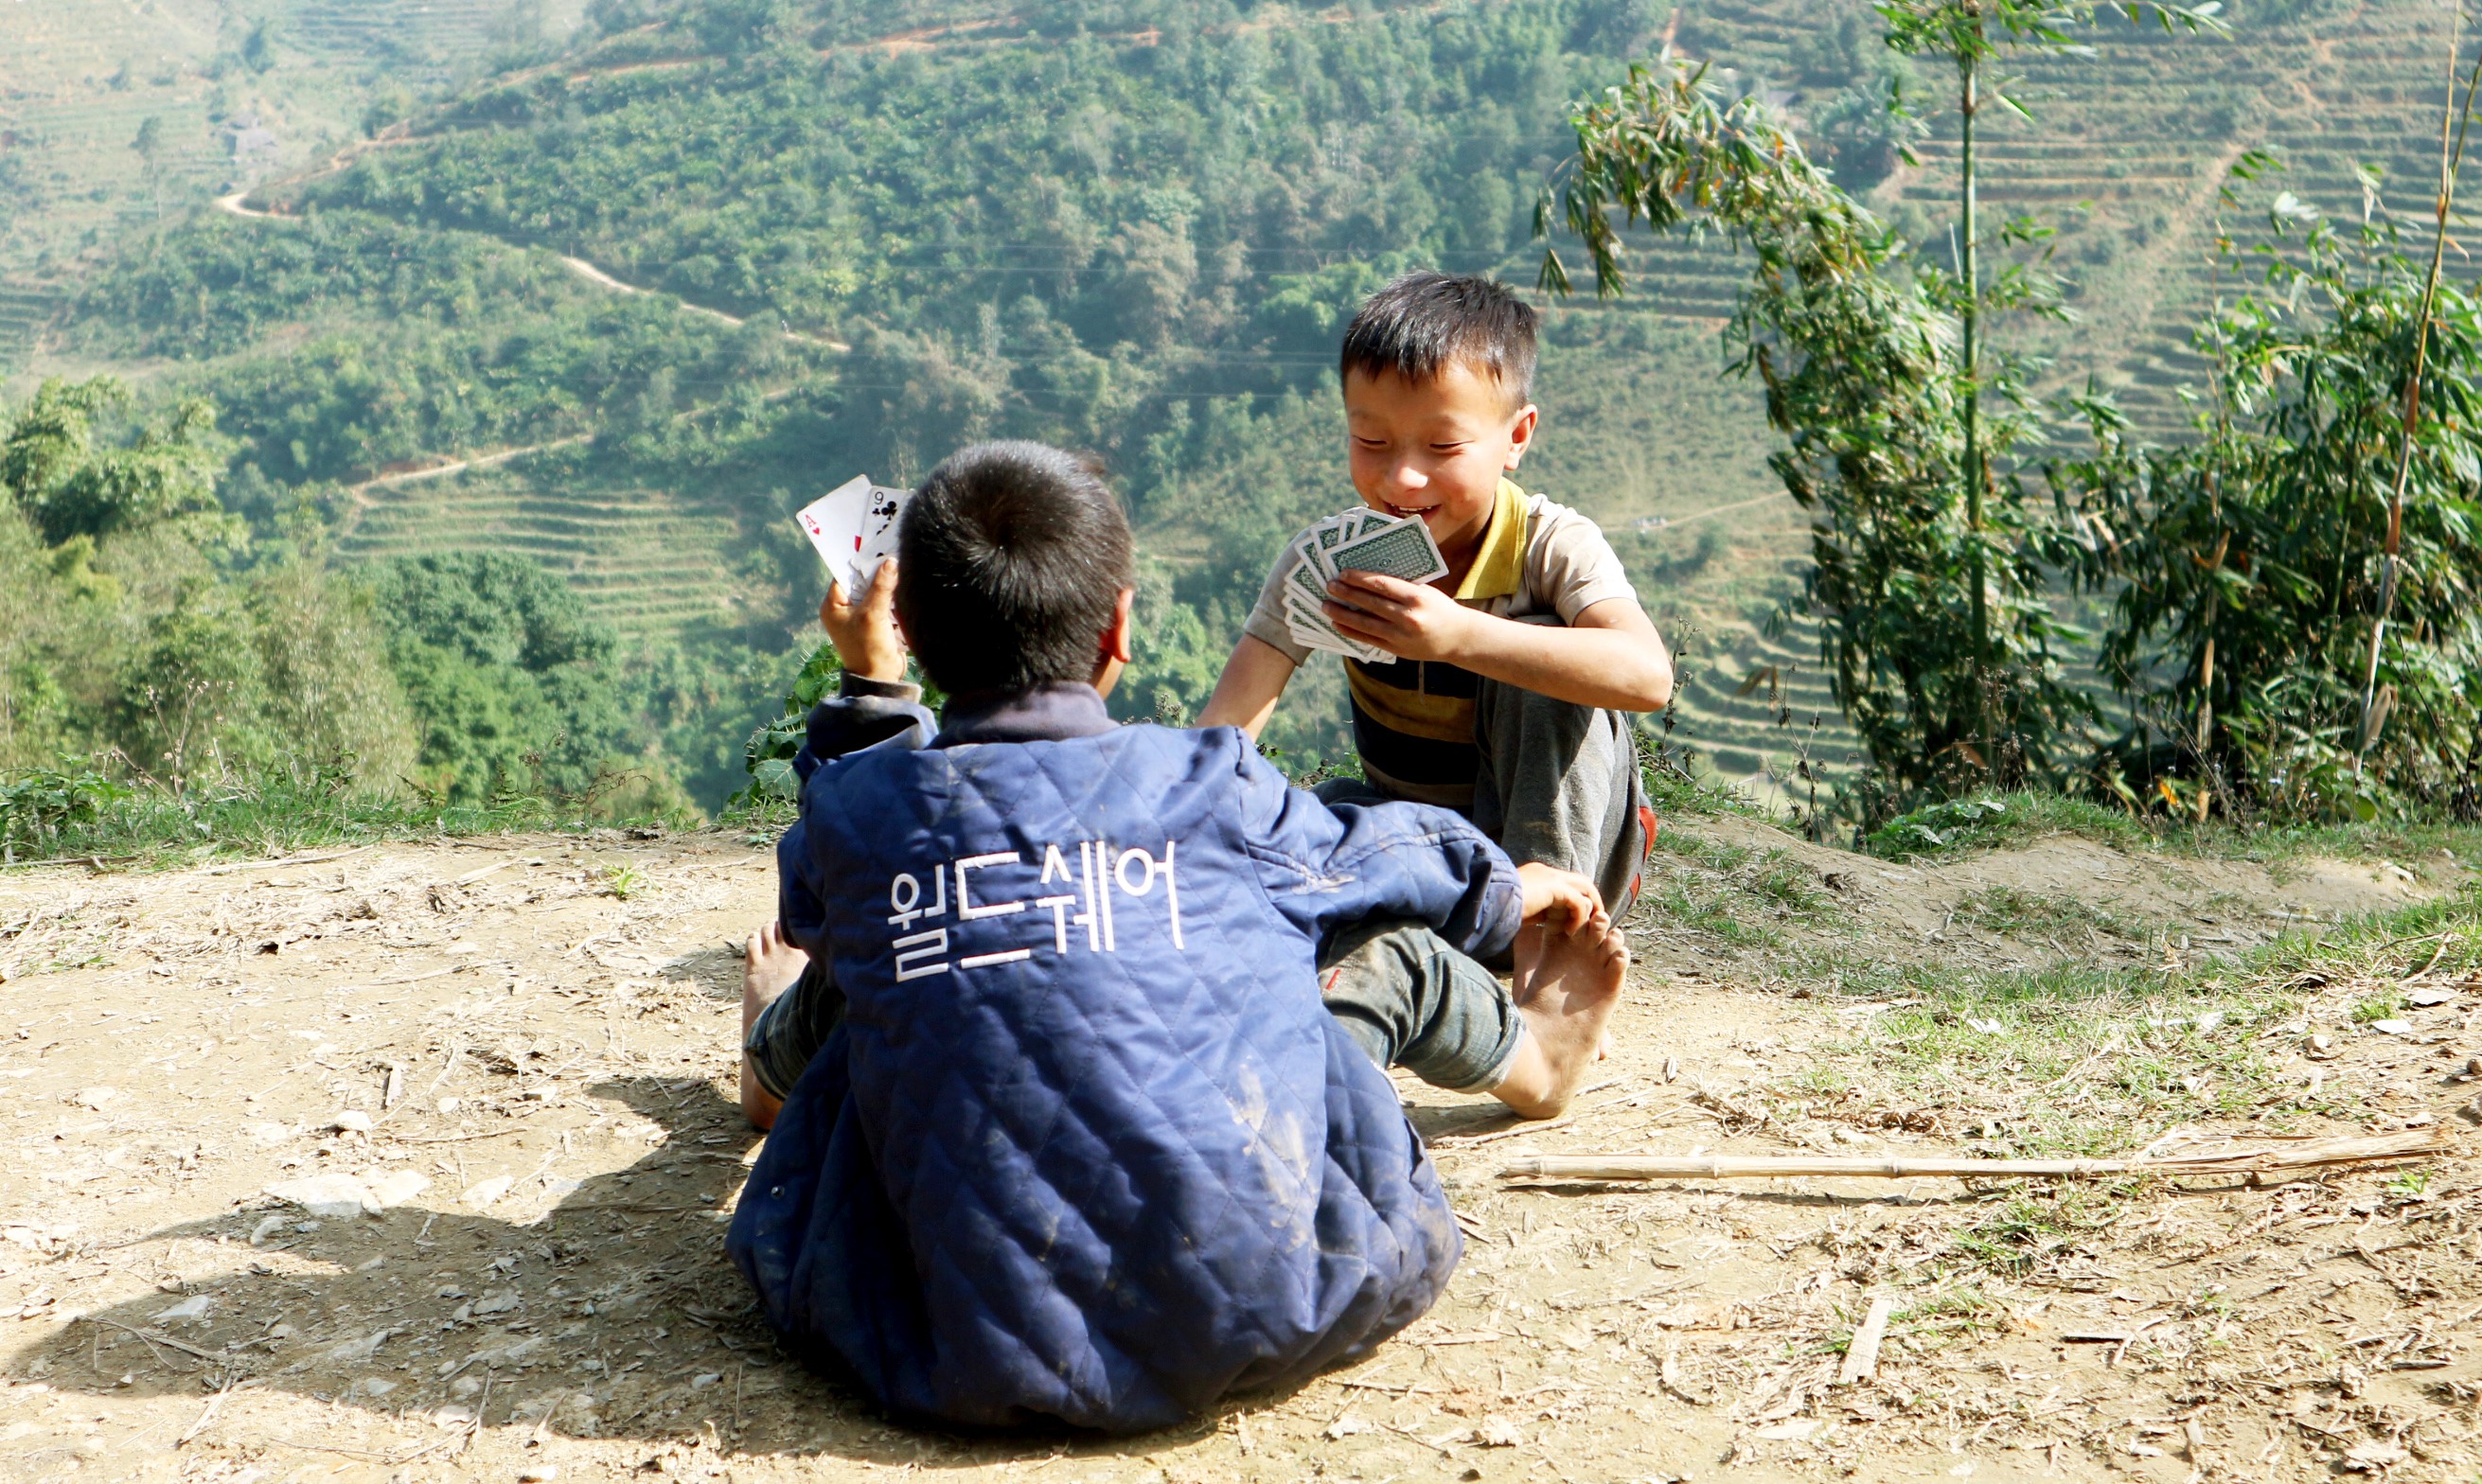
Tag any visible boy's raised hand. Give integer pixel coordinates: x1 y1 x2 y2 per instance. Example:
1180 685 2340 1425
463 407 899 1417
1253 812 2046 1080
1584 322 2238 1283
1515 861 1606 936
821 557 909 684
1324 569 1472 662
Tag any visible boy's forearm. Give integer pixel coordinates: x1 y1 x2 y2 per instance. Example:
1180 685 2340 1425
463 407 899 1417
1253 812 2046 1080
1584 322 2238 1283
1197 635 1296 738
1449 615 1673 713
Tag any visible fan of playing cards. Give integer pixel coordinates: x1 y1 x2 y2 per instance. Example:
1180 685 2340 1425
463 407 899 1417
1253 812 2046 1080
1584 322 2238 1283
793 475 911 598
1284 507 1450 663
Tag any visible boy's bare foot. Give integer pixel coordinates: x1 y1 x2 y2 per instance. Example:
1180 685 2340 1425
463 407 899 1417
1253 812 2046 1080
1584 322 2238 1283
1492 920 1628 1120
740 924 808 1129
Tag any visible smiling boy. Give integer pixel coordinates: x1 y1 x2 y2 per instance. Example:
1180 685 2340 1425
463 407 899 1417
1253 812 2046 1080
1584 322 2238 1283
1199 271 1675 924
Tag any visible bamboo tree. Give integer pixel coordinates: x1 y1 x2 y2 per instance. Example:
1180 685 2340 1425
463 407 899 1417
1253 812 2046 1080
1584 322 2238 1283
2354 31 2482 769
1536 61 2090 808
1876 0 2225 765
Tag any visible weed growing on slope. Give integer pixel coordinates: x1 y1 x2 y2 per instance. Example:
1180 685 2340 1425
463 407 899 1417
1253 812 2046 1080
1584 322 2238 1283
1951 886 2150 949
1779 885 2482 1277
1644 834 1846 948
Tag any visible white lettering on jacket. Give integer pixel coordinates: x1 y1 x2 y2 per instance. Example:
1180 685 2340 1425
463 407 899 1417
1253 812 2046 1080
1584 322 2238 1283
883 839 1184 977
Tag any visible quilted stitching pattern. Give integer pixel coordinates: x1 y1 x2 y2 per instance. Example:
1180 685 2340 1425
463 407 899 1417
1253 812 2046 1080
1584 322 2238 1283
731 724 1512 1432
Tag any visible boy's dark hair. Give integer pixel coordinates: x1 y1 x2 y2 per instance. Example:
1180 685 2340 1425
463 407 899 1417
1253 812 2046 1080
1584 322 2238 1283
895 441 1135 697
1339 271 1537 409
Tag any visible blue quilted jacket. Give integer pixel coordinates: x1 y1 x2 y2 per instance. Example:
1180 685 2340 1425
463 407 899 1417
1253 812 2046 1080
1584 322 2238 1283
728 680 1520 1432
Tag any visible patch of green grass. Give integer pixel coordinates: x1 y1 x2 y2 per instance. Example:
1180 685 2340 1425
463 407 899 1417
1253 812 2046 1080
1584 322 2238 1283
1863 790 2482 873
1867 793 2151 861
1951 886 2147 947
2384 1167 2432 1198
1645 874 1785 949
0 763 694 872
1647 834 1843 947
1951 1181 2144 1276
2349 994 2404 1024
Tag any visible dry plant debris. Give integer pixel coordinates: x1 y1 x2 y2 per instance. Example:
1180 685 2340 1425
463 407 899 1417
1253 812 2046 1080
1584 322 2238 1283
0 823 2473 1481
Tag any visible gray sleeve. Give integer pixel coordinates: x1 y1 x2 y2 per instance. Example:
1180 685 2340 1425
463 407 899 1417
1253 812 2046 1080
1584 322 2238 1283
1239 547 1315 667
1530 504 1643 625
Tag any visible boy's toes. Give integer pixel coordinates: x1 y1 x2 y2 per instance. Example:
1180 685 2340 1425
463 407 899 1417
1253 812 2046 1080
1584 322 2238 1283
742 925 809 1003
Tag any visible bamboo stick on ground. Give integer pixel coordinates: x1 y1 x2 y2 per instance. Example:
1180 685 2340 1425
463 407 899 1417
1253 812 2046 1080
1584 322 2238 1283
1498 1126 2451 1183
1838 1294 1895 1386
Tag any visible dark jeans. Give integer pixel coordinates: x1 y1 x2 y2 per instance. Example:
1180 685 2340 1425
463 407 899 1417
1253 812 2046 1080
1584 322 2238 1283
744 958 846 1104
743 921 1524 1103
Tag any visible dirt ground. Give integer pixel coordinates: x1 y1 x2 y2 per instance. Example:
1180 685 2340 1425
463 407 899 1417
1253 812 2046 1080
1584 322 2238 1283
1 821 2478 1482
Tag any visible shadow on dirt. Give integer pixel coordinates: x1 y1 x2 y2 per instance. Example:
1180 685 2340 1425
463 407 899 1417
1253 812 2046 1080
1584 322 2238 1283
0 1076 1224 1465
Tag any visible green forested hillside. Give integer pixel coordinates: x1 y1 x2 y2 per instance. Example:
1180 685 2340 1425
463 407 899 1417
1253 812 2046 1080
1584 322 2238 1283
2 0 2465 818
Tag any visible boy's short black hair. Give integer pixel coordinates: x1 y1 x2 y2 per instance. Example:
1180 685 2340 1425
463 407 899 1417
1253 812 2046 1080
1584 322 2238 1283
1339 271 1537 410
895 441 1135 697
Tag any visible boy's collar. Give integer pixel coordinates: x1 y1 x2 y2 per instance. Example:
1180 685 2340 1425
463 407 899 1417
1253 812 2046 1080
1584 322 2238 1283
1452 479 1528 602
933 681 1118 748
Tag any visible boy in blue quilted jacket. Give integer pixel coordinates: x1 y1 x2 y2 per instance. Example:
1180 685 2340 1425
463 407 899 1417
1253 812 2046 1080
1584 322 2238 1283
727 441 1626 1432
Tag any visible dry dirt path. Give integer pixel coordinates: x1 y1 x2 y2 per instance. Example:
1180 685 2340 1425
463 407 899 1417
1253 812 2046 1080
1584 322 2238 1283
0 825 2477 1481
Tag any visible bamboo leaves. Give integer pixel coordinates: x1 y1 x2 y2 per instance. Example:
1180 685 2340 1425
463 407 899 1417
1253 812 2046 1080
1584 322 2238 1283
1536 57 2088 810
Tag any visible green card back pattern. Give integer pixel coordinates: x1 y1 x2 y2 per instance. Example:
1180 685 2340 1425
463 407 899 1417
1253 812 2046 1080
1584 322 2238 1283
1331 521 1445 583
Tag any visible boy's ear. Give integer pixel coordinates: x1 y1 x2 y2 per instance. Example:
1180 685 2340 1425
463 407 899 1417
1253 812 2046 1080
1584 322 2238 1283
1104 587 1136 665
1504 402 1540 470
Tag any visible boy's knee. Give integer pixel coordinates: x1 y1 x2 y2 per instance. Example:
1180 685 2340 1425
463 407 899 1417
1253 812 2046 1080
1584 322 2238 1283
1476 677 1631 758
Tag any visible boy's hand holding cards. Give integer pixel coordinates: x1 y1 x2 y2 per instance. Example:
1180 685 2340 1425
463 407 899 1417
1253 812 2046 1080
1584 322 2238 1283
796 474 912 597
1284 506 1448 663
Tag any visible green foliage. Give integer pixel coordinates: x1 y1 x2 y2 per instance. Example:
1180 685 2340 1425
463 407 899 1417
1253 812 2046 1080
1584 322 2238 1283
47 0 1773 818
2055 193 2482 821
365 552 668 806
292 0 1640 503
736 639 843 804
1539 57 2091 811
115 582 270 792
1 378 227 547
0 760 132 856
1865 789 2150 858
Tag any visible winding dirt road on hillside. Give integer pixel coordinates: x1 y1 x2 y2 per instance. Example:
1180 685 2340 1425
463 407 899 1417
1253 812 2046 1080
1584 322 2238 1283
1 822 2478 1480
210 191 844 502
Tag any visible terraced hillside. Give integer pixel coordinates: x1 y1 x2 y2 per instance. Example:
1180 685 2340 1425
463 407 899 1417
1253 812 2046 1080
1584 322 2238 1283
1674 0 2475 444
1553 0 2473 796
0 0 582 379
21 0 2465 810
332 462 765 646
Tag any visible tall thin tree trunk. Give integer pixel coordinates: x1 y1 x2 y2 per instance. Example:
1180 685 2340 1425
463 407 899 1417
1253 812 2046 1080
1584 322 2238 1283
1959 53 1986 771
2355 30 2482 768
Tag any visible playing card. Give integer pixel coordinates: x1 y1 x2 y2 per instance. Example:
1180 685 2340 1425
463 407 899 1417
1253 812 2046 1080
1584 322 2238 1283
1329 515 1448 586
793 475 875 592
1286 592 1389 663
1307 516 1358 579
849 483 910 594
1285 545 1334 613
